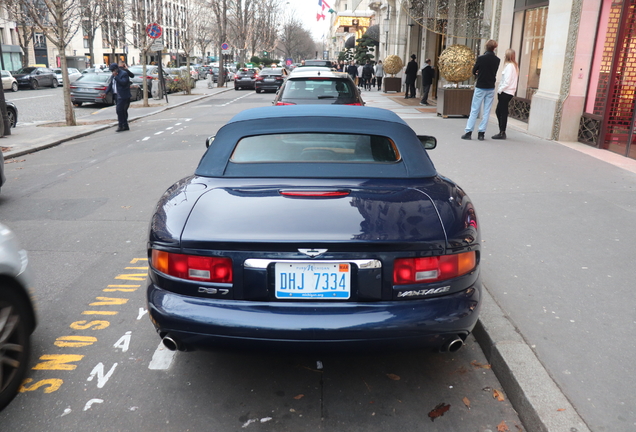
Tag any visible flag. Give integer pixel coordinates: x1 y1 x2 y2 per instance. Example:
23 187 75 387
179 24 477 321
317 0 331 20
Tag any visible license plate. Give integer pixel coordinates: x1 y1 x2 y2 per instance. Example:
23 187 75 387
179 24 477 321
275 262 351 299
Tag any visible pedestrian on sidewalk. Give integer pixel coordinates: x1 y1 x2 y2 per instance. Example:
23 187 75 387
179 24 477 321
362 60 374 91
375 60 384 91
420 58 434 105
492 49 519 140
357 63 364 88
106 62 134 132
461 40 501 141
404 54 418 98
347 61 358 85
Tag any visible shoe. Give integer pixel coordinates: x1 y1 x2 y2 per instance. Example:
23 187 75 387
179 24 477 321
123 126 130 131
461 132 472 140
478 132 485 141
420 102 428 106
492 131 506 139
116 127 123 132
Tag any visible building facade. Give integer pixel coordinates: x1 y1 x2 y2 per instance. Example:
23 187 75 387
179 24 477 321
329 0 636 160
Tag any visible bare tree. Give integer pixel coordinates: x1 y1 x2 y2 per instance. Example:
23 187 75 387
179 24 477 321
100 0 126 64
228 0 256 65
3 0 36 67
127 0 162 105
17 0 82 126
208 0 229 87
249 0 280 59
79 0 104 67
191 0 215 64
279 16 314 63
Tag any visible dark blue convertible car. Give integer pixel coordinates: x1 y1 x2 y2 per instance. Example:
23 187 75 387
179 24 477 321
147 105 481 353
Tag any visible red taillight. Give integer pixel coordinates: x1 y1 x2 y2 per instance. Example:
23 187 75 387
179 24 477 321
95 86 107 90
70 86 77 89
151 250 233 283
275 101 296 106
256 76 263 81
280 190 350 197
275 76 283 80
234 74 239 79
345 103 363 106
393 251 476 285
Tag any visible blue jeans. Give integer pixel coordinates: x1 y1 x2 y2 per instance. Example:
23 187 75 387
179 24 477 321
465 87 495 133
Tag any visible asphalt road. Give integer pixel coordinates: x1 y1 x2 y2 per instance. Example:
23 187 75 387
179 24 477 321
0 91 525 431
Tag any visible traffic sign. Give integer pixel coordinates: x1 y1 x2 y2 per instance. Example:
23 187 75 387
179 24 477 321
146 23 162 39
221 42 229 51
151 42 164 51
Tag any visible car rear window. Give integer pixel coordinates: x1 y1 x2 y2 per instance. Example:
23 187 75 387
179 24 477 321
284 78 356 100
230 133 399 163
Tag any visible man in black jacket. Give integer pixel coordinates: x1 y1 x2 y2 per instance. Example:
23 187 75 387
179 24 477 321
420 58 434 105
106 62 135 132
461 40 501 141
404 54 418 98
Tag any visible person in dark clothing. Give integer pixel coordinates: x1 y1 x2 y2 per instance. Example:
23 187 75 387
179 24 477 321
420 58 434 105
461 40 501 141
346 61 358 83
362 60 374 91
404 54 418 98
106 62 134 132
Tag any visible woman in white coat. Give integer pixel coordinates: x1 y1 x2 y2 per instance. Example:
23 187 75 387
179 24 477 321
492 49 519 140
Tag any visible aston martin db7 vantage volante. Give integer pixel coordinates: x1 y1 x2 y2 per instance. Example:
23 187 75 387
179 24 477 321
147 105 481 354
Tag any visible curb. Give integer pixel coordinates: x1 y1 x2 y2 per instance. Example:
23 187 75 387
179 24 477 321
3 87 233 160
473 287 591 432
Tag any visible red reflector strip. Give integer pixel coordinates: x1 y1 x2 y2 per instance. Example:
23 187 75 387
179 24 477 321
275 102 296 106
280 190 351 197
345 103 363 106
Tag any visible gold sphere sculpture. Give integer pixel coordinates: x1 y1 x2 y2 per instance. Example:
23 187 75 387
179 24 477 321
383 55 403 76
438 45 475 84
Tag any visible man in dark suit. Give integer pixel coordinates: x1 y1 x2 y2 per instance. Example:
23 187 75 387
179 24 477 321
106 62 135 132
420 58 434 105
404 54 418 98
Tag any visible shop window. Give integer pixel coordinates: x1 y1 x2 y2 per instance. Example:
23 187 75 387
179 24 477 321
517 6 548 100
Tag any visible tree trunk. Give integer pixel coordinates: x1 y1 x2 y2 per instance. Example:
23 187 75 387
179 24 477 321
59 50 77 126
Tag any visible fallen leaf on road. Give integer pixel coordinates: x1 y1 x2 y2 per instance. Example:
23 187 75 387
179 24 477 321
428 403 450 421
462 397 471 409
293 394 304 400
557 408 566 411
493 389 505 401
497 420 509 431
470 360 492 369
386 373 400 381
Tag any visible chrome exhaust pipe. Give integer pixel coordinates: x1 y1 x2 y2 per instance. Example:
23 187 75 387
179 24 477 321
440 336 464 353
162 335 182 351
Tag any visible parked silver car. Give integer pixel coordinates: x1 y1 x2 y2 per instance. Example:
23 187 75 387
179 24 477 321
0 223 36 410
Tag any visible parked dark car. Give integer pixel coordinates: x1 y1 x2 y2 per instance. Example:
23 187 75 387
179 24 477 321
70 73 141 106
5 101 17 128
0 223 37 410
146 105 481 354
211 66 230 83
273 70 364 106
13 67 58 90
254 68 287 93
234 68 258 90
198 65 212 80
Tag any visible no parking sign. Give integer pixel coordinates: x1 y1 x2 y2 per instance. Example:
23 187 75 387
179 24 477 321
146 23 162 39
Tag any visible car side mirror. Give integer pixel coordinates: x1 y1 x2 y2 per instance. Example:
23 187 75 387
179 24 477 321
205 136 215 148
417 135 437 150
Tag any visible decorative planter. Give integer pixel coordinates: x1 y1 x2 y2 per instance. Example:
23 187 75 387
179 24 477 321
436 87 474 118
383 77 402 92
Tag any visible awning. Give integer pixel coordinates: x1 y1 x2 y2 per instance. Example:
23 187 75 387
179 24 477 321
345 35 357 49
365 24 380 42
1 45 23 54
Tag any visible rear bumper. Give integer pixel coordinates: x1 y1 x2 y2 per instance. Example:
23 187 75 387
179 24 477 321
147 281 481 352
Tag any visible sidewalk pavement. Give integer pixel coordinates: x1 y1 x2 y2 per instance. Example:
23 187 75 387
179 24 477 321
2 87 636 432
